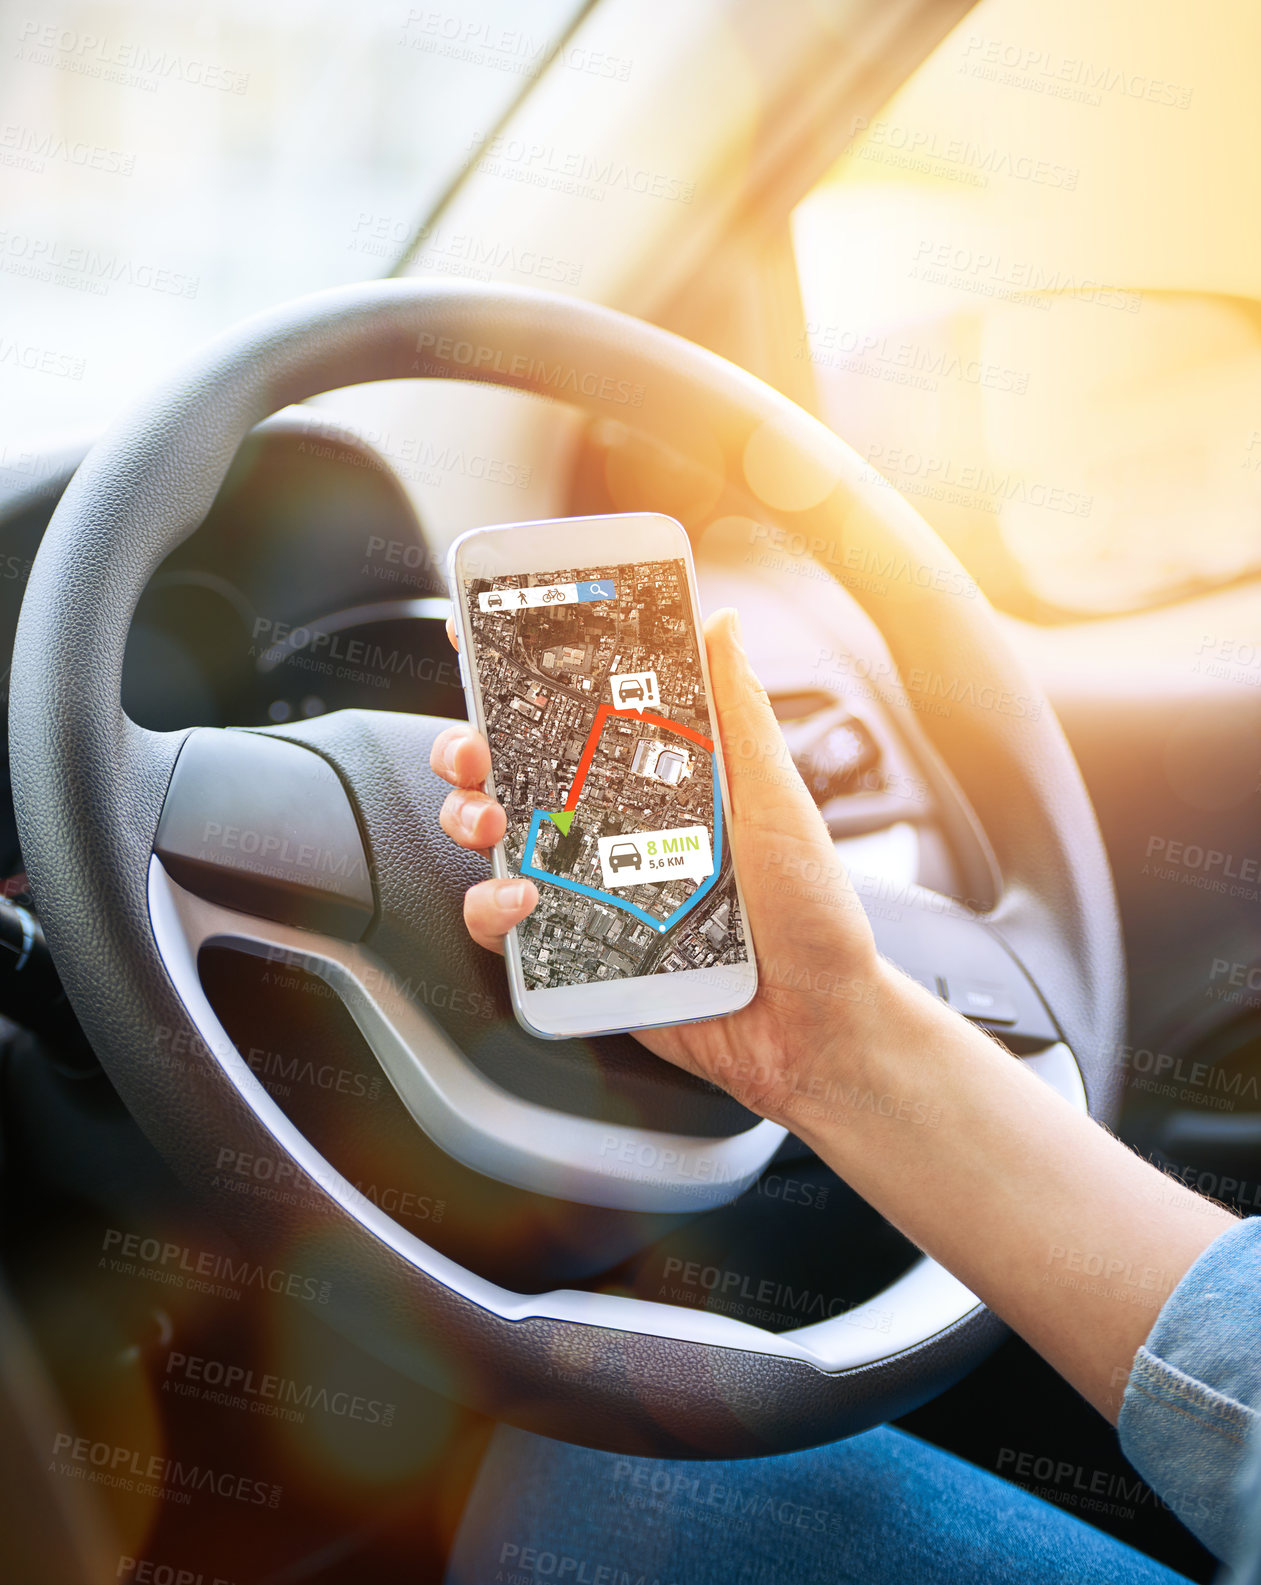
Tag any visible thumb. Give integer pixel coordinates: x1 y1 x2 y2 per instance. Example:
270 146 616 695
704 607 871 959
704 607 830 843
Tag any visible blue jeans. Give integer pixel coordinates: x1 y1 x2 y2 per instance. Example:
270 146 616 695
445 1423 1193 1584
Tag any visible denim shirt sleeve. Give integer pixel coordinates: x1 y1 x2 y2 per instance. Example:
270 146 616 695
1227 1428 1261 1585
1117 1216 1261 1564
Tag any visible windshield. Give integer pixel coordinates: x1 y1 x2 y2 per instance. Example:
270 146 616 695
0 0 587 442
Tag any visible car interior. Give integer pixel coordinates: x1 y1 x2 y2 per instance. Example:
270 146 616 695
1 1 1258 1581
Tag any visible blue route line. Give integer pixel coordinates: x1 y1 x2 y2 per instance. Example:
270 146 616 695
519 774 723 936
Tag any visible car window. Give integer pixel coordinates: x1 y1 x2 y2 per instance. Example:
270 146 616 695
791 0 1261 619
0 0 586 441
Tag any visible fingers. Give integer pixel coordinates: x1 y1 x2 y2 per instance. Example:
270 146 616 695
439 787 506 850
463 877 539 955
432 723 504 847
429 723 490 789
434 623 535 953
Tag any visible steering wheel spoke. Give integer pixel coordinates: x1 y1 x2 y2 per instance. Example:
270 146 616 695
153 726 375 938
148 720 784 1211
148 843 785 1214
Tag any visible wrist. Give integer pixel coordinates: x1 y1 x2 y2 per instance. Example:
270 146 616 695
773 957 979 1156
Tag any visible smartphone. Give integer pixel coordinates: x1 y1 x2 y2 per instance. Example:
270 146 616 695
447 512 758 1040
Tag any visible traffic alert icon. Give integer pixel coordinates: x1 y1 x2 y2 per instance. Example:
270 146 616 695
597 826 714 891
610 669 660 709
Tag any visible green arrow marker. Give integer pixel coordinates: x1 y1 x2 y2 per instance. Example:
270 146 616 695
546 811 575 835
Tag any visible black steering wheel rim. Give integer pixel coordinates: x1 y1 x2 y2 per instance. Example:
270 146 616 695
7 280 1123 1457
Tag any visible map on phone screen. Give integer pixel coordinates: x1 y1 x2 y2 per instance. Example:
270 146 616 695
463 558 749 991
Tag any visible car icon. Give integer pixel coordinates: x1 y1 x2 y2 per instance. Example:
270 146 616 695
616 679 644 703
608 841 642 872
486 593 503 609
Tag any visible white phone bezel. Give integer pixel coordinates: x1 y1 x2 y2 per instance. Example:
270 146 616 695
448 512 758 1040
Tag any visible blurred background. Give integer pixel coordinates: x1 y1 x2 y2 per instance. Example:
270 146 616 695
2 0 1259 621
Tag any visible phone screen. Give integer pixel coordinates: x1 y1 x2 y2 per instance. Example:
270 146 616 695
462 558 749 991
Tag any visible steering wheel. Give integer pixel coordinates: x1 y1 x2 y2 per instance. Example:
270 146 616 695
8 281 1123 1458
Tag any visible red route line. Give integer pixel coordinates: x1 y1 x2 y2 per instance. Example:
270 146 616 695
561 705 713 814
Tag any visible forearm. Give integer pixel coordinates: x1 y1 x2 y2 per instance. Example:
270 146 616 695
783 962 1237 1421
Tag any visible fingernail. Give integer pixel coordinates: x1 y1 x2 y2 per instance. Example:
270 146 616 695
459 798 483 838
728 608 746 652
495 880 528 910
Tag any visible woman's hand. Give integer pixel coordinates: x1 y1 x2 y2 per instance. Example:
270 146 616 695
428 607 888 1125
430 602 1237 1423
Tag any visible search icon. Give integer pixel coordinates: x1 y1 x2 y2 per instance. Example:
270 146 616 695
588 582 612 599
